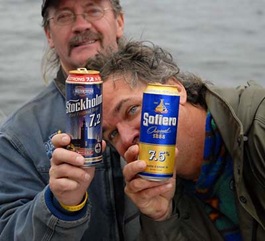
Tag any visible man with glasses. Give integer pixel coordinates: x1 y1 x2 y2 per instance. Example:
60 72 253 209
0 1 139 240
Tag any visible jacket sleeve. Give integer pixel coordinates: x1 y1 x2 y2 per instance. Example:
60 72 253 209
139 213 186 241
244 98 265 228
138 182 224 241
0 131 91 241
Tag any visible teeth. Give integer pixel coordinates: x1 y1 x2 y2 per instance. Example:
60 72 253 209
77 40 96 46
74 40 96 47
87 40 96 44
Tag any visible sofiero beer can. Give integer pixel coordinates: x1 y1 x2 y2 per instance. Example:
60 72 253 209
139 83 180 181
65 68 103 167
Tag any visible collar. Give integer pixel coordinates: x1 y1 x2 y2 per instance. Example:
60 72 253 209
54 67 67 98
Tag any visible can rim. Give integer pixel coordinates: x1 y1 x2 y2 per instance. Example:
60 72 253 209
69 68 100 75
145 83 179 95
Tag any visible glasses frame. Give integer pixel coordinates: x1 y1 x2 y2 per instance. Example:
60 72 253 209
47 7 111 26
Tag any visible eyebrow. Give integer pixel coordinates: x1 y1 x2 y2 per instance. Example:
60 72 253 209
57 1 98 11
115 98 131 113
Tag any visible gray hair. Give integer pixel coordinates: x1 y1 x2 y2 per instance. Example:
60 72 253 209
41 0 123 83
85 40 208 109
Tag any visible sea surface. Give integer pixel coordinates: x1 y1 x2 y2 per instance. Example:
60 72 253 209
0 0 265 122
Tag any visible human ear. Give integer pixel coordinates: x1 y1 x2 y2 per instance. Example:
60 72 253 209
44 28 55 48
115 13 124 38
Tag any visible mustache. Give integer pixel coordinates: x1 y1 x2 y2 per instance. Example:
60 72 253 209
69 31 103 48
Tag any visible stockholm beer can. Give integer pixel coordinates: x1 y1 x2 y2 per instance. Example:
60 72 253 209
65 68 103 167
139 83 180 181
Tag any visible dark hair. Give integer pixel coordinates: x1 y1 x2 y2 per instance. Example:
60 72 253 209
86 40 208 109
176 72 208 109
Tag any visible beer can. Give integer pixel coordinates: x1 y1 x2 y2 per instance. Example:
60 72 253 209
139 83 180 181
65 68 103 167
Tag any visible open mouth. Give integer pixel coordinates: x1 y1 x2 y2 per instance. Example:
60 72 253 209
70 31 102 48
72 39 97 48
69 31 103 55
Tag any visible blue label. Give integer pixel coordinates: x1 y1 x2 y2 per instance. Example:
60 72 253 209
140 93 179 145
65 82 102 162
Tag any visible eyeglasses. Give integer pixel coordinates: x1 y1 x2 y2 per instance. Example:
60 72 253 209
47 6 111 26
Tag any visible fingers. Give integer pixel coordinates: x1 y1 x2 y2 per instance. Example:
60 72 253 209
49 165 95 206
51 132 85 167
124 144 139 163
102 140 106 152
52 147 85 167
125 177 171 197
124 175 175 220
49 162 91 182
123 155 176 221
52 133 71 148
123 160 172 204
49 164 94 191
50 132 95 206
123 160 146 182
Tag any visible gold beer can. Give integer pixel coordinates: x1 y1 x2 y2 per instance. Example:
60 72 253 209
139 83 180 181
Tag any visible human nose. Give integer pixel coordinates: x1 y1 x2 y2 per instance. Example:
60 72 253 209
116 123 139 155
75 13 89 22
72 14 92 30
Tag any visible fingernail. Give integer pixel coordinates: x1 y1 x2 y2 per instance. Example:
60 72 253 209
62 135 69 144
85 173 90 180
76 156 84 165
138 161 146 169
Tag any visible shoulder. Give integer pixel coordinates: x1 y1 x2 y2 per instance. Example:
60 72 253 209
235 81 265 134
0 81 65 143
205 80 265 120
2 82 62 126
0 81 65 165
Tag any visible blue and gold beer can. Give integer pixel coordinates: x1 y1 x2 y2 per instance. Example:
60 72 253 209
65 68 103 167
139 83 180 181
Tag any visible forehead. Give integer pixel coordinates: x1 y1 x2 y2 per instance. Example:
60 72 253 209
102 74 146 92
103 78 145 117
102 77 145 129
103 76 134 96
49 0 108 10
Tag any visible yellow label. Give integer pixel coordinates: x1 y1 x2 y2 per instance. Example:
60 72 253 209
139 142 175 176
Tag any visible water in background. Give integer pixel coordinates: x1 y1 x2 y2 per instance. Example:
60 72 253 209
0 0 265 119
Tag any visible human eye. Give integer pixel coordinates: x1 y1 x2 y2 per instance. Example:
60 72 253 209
128 105 140 116
55 10 73 24
108 129 119 142
85 6 103 18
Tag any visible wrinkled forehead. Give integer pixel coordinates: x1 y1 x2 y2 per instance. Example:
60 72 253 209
49 0 107 9
43 0 112 15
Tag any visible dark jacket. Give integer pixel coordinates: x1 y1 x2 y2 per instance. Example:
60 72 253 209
140 82 265 241
0 69 140 241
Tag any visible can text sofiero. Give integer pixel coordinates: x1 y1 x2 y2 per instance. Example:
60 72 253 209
66 94 102 113
143 113 177 126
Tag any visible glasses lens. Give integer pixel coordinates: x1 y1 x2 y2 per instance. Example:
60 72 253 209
53 7 106 25
84 6 104 21
55 10 74 25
